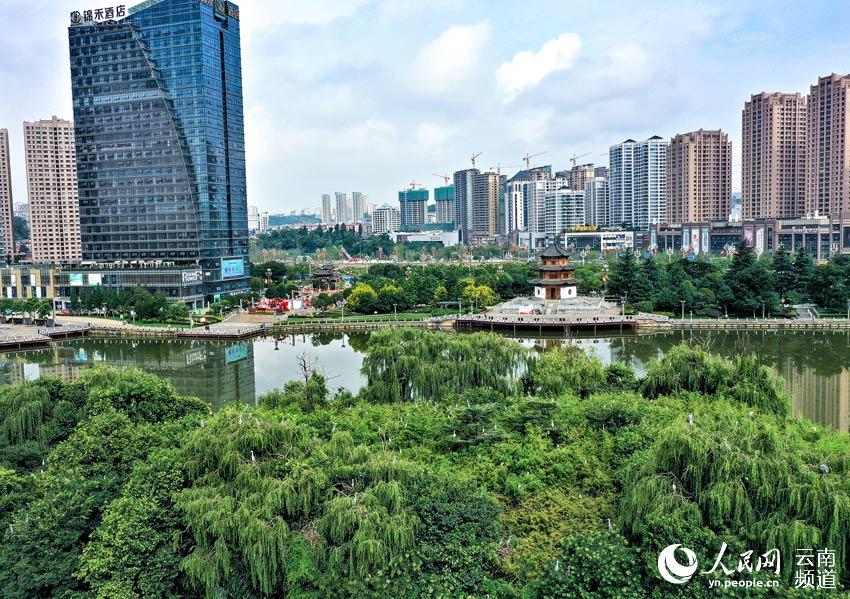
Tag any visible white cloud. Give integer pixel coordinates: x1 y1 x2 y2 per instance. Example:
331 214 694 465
239 0 370 30
496 33 582 101
415 123 456 153
413 22 492 94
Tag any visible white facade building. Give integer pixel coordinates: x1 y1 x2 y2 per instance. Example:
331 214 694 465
258 212 270 233
321 194 334 224
372 204 401 235
248 205 259 232
609 136 667 230
544 187 586 237
584 177 609 228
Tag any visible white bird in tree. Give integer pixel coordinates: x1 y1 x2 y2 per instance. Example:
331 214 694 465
251 451 256 463
672 483 677 493
687 413 694 426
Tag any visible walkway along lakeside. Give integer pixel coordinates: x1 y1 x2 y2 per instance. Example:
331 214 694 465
4 315 850 349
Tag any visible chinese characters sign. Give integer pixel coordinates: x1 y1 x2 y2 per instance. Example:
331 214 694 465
657 543 839 591
70 5 126 25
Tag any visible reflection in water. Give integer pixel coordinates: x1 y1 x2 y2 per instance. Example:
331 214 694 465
508 329 850 433
0 330 847 432
0 338 258 412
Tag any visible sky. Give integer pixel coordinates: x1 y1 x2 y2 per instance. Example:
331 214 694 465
0 0 848 214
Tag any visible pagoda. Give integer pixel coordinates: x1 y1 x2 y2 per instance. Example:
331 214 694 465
530 245 578 300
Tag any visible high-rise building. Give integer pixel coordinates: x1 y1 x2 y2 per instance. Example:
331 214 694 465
609 136 667 230
372 204 400 235
667 129 732 224
335 192 351 224
526 168 561 234
805 74 850 218
505 170 531 232
321 194 334 224
68 0 248 302
544 186 585 237
258 212 269 233
0 130 14 260
473 171 502 238
434 185 455 224
248 205 259 232
561 164 595 195
742 92 807 219
398 188 428 230
453 169 503 241
453 169 477 241
24 117 82 264
352 192 367 223
594 166 609 179
584 177 609 228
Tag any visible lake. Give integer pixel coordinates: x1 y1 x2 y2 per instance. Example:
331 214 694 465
0 329 847 432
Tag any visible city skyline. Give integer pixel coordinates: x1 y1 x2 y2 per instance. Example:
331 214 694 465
0 1 848 214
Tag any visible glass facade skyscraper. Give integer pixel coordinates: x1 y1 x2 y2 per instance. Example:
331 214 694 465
68 0 249 300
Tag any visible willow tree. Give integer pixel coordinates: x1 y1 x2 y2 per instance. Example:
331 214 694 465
640 344 791 416
361 330 529 403
620 398 850 587
178 408 420 597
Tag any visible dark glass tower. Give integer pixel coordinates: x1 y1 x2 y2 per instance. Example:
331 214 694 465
68 0 249 300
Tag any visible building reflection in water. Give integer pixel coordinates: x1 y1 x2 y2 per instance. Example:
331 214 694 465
0 338 257 412
0 330 846 432
508 330 850 433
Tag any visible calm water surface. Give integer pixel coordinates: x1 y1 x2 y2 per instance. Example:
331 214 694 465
0 330 847 432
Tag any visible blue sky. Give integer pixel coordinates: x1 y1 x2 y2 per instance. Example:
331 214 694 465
1 0 848 213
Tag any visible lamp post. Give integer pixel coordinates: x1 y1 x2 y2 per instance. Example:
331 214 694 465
680 300 685 320
761 301 765 320
393 303 397 321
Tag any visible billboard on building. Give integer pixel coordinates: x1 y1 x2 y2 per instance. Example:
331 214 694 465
88 273 103 286
70 273 84 287
691 229 701 255
221 258 246 280
682 227 690 252
755 228 765 256
701 227 710 255
225 342 249 364
744 226 754 247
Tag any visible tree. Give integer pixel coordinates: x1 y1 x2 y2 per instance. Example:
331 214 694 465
607 252 639 301
461 284 498 308
724 243 777 316
772 245 795 302
345 283 377 313
792 249 814 299
12 216 28 241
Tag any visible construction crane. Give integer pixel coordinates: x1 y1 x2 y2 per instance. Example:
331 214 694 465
522 151 548 171
408 180 420 190
489 163 523 176
433 173 451 186
569 152 591 168
471 152 482 169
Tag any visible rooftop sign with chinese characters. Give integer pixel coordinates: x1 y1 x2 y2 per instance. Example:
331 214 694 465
70 5 126 25
199 0 240 20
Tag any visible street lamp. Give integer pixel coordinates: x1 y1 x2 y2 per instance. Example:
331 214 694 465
680 300 686 320
761 301 765 320
393 303 398 321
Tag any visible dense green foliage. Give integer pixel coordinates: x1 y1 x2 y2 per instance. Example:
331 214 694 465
0 331 848 597
599 243 850 316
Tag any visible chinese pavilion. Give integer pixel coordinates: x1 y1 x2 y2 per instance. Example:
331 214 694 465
530 244 578 300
